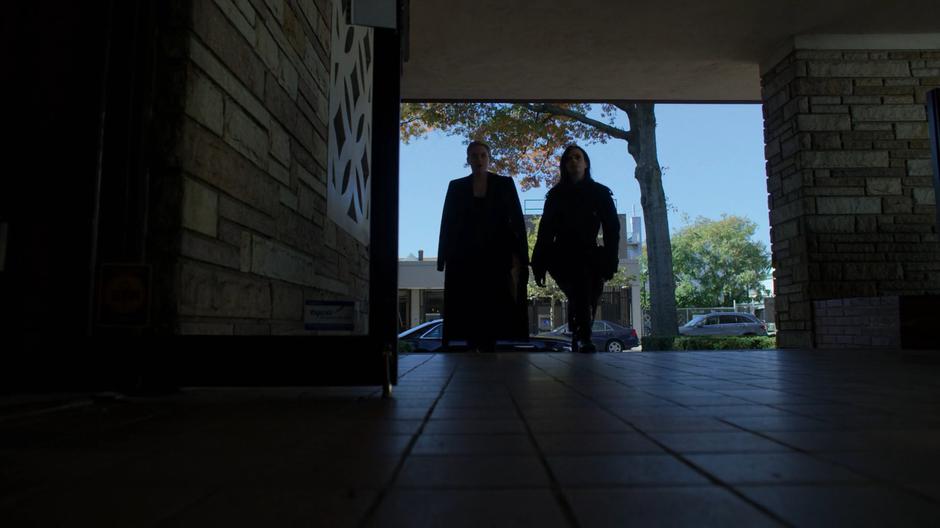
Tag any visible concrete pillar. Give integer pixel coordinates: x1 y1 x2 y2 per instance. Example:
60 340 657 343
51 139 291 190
761 35 940 348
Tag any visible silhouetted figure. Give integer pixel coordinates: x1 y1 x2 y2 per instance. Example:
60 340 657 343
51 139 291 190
438 141 529 351
532 145 620 353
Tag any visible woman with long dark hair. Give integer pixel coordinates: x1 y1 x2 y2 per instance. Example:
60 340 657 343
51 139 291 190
437 141 529 351
531 145 620 352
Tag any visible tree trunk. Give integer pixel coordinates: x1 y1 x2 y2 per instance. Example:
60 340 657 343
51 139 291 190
622 103 679 337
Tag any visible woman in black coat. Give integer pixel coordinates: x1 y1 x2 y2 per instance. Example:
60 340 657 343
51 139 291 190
437 141 529 351
531 145 620 353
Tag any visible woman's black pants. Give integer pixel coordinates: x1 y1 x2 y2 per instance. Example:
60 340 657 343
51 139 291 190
555 267 604 345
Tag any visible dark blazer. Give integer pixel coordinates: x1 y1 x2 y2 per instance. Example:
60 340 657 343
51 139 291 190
437 172 529 342
438 173 528 273
531 178 620 281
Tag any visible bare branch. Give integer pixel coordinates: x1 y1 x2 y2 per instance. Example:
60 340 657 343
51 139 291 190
521 103 631 141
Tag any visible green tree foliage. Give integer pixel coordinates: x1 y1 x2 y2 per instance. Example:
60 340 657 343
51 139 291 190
671 215 771 307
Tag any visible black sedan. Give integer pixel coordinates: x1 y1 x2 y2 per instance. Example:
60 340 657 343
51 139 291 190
539 320 640 352
399 319 572 352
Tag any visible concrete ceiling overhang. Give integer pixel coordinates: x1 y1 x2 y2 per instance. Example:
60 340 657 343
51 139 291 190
401 0 940 102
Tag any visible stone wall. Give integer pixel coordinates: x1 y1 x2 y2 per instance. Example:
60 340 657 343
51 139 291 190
813 297 901 348
762 49 940 348
166 0 368 335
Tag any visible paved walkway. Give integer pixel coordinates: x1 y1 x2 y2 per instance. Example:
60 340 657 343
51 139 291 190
3 350 940 526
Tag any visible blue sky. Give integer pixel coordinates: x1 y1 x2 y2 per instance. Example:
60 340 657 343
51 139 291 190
398 103 771 288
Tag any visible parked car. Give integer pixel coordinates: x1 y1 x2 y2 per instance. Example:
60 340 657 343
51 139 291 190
678 312 768 337
398 319 572 352
539 320 640 352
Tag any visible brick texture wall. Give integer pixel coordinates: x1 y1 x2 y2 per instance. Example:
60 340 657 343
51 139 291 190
158 0 368 335
813 297 901 348
762 49 940 348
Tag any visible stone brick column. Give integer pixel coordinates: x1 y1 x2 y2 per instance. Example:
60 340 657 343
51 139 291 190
761 36 940 348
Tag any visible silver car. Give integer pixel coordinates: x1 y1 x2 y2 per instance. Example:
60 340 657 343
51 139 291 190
679 312 768 337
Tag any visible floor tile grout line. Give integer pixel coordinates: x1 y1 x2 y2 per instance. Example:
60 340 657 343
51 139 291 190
525 355 796 528
357 356 458 527
507 381 584 528
719 420 940 507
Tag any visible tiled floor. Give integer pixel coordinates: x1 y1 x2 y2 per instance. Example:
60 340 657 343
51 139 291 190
3 350 940 526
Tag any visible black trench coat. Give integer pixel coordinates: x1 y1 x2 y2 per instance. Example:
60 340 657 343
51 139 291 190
437 172 529 344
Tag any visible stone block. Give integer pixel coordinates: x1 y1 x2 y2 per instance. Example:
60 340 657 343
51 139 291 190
883 96 915 104
811 105 849 114
234 323 272 335
801 151 889 169
299 184 317 218
224 102 270 169
218 194 276 236
816 197 882 215
265 0 284 23
269 120 291 165
765 139 781 160
256 23 280 72
180 230 240 269
783 97 810 120
213 0 256 44
192 0 266 96
812 133 842 150
854 85 914 96
179 123 278 215
178 261 271 318
280 186 299 212
217 218 244 247
185 69 224 135
806 216 855 233
843 96 881 105
883 196 913 213
294 159 326 196
866 178 902 196
874 140 911 150
844 262 903 280
793 78 853 96
854 123 894 132
798 114 851 131
885 78 919 86
272 281 303 320
913 68 940 77
279 56 300 99
811 96 842 105
269 159 291 186
189 37 271 126
856 216 878 233
796 51 844 60
808 61 910 78
236 230 251 272
182 177 219 237
179 322 234 335
852 105 927 122
250 234 317 286
913 188 936 205
907 159 934 176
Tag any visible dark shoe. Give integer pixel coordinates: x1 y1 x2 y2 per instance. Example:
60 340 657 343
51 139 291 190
570 338 580 354
579 341 597 353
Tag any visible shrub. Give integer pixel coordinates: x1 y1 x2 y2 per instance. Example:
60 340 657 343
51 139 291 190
641 335 776 351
